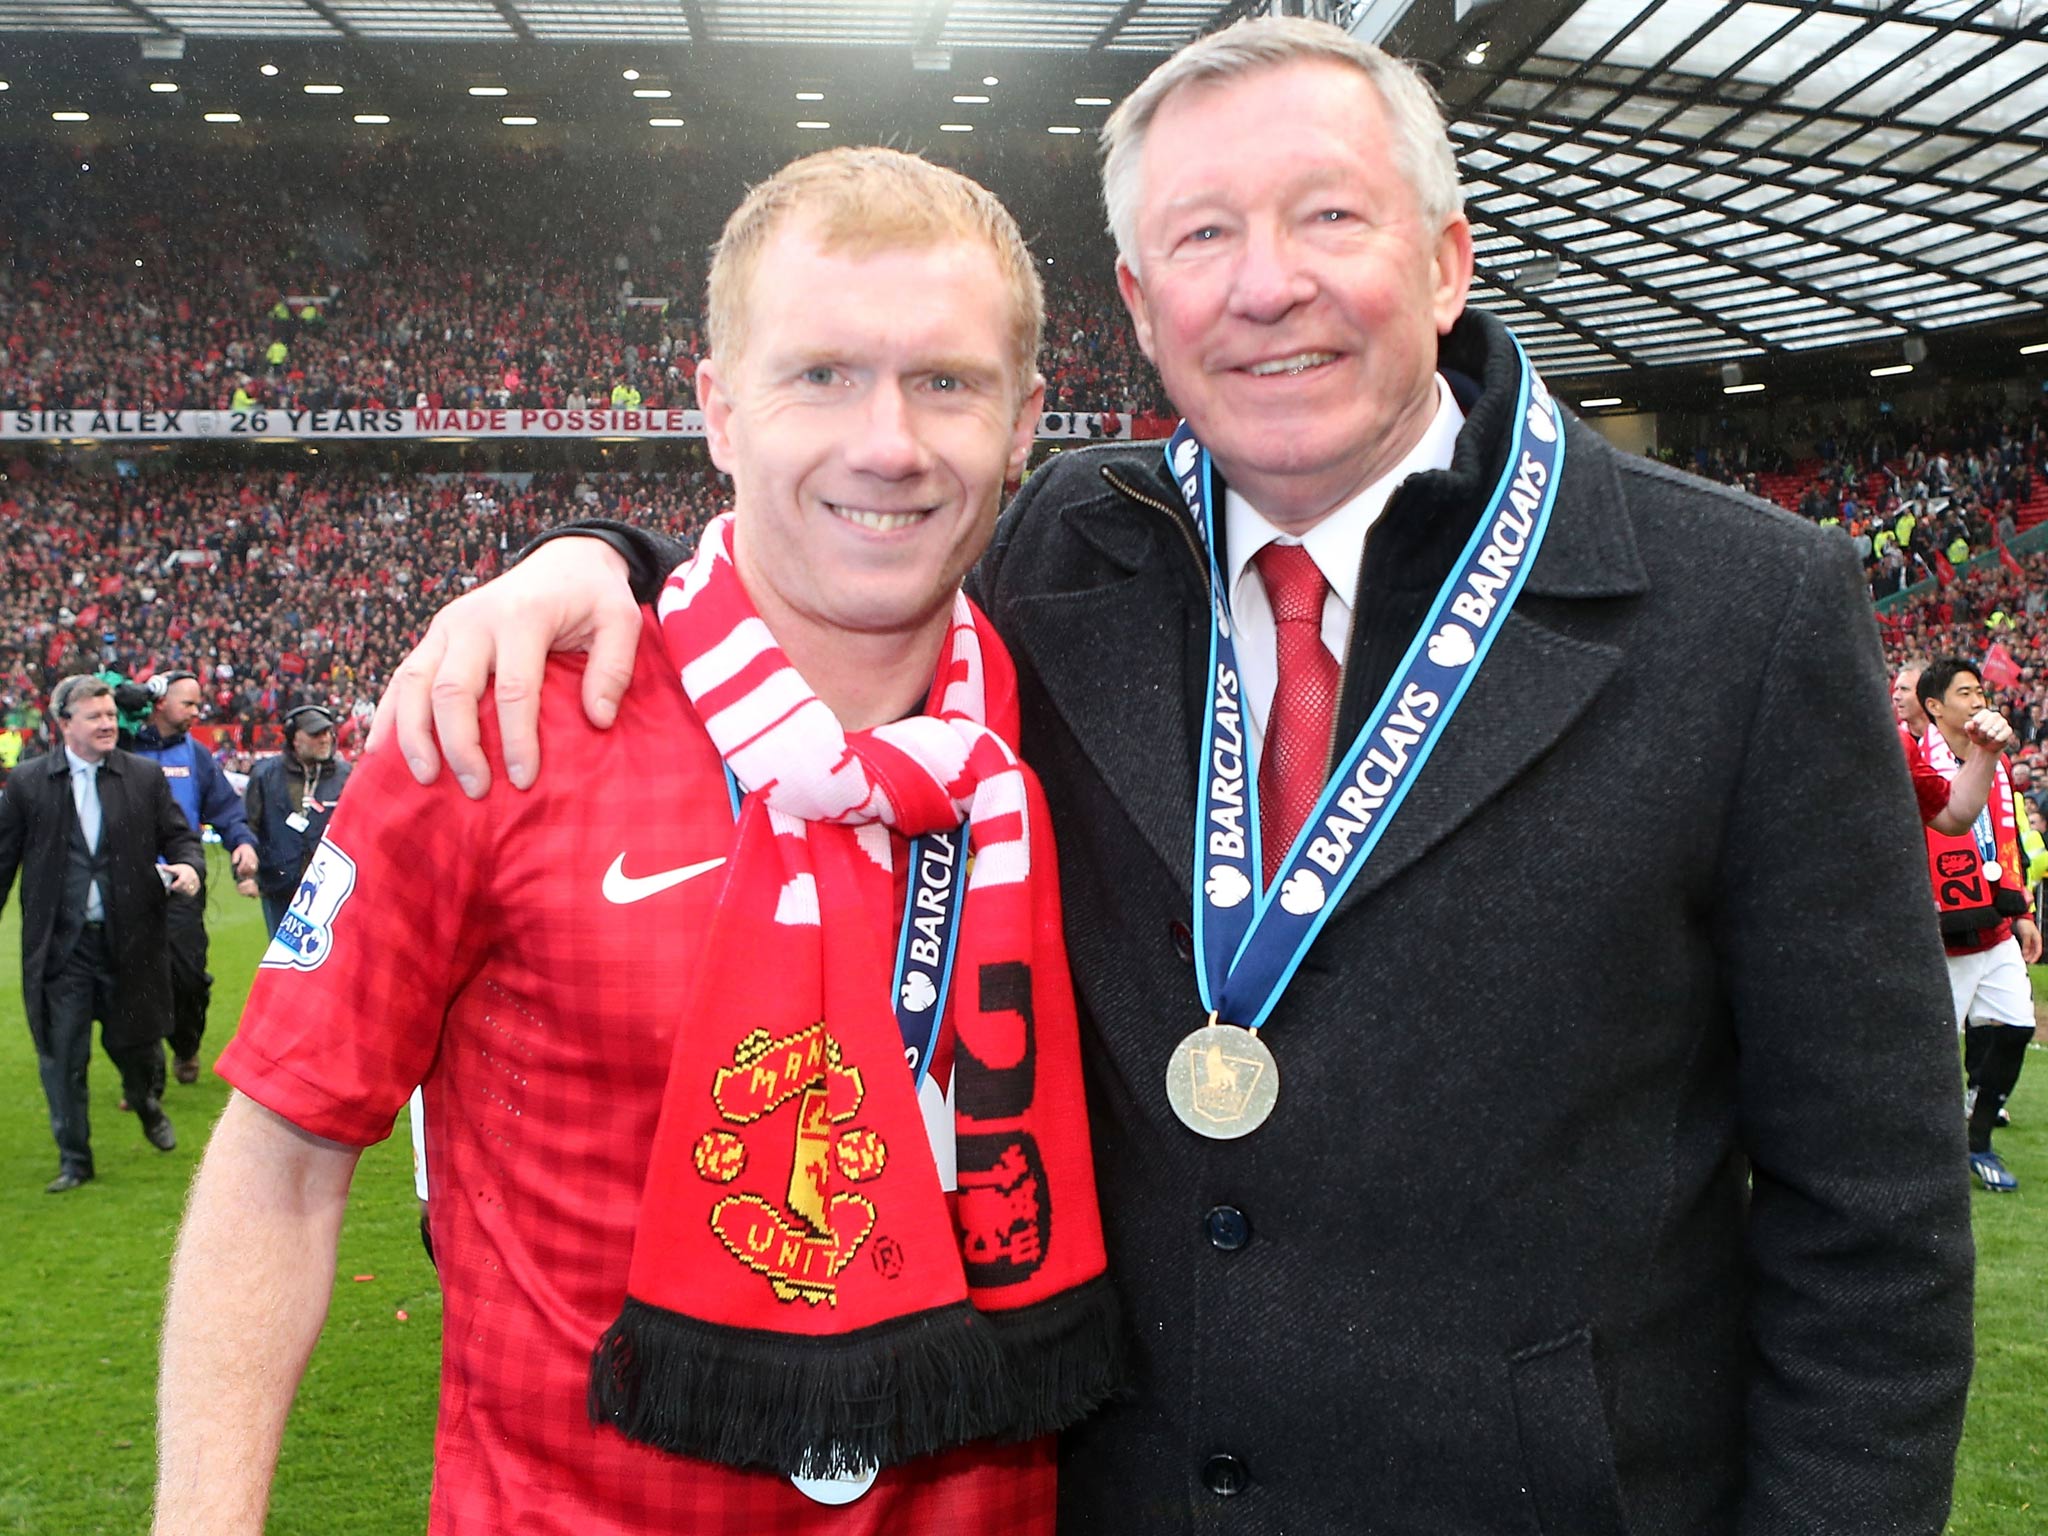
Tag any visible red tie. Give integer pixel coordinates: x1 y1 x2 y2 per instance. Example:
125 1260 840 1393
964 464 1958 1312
1253 543 1339 886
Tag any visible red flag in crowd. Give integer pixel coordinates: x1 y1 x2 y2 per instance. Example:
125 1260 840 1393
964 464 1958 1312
1998 539 2024 580
1982 643 2021 689
1933 552 1956 586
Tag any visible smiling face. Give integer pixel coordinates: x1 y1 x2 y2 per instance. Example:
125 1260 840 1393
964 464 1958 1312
1115 59 1473 531
60 692 120 762
697 219 1043 658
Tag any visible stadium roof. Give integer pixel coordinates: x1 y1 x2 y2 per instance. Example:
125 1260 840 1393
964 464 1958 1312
1424 0 2048 377
0 0 1244 50
4 0 2045 389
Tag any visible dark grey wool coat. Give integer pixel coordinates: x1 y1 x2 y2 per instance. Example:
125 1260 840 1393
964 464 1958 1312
0 747 202 1057
579 307 1973 1536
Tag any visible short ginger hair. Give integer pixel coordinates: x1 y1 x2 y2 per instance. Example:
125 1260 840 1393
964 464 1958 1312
705 146 1044 401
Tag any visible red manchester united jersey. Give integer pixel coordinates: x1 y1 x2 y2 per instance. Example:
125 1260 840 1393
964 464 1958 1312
219 612 1054 1536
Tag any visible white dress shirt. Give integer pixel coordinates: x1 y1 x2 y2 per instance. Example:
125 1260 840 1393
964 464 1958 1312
65 745 106 922
1224 374 1466 773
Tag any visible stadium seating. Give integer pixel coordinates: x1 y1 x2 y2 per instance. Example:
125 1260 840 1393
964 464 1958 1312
0 141 1170 418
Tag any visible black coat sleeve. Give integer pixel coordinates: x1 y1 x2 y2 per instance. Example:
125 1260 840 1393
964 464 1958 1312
516 519 689 607
1712 532 1973 1534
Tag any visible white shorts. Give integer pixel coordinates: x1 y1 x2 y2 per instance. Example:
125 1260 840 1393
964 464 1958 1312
1946 935 2034 1029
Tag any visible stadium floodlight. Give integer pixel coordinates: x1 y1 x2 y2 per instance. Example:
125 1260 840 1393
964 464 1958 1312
0 82 9 91
1723 383 1766 395
632 89 671 98
796 91 824 101
1579 397 1622 408
204 113 242 123
983 76 999 85
501 116 538 126
1075 96 1111 106
649 118 684 127
1870 364 1914 378
797 120 831 129
469 86 509 97
1465 41 1489 64
622 69 640 80
304 84 344 95
150 82 179 93
953 95 989 104
354 114 391 124
2022 342 2048 356
1048 126 1082 135
52 111 90 121
940 123 973 132
260 65 278 77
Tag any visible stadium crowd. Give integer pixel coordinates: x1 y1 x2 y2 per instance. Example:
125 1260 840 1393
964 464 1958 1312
1661 400 2047 600
1 464 723 746
0 140 1170 419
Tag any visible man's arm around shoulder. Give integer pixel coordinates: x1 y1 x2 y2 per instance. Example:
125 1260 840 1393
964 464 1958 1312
155 1092 361 1535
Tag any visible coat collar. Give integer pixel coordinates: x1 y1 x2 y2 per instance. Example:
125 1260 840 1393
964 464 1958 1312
1007 310 1639 904
46 746 125 777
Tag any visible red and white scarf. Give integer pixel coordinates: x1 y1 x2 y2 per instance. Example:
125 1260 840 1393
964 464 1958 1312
590 514 1122 1479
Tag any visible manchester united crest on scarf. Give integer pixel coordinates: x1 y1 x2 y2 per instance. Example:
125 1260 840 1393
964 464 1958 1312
698 1023 887 1306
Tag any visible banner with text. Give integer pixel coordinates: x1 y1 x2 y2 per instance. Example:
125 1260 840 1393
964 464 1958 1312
2 406 1138 442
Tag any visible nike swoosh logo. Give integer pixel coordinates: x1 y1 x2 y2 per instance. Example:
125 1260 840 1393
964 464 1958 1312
601 854 726 905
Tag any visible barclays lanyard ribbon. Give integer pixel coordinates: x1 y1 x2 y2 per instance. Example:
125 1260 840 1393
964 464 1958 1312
1166 340 1565 1139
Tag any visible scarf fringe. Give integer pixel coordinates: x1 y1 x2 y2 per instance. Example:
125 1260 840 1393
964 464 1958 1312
590 1297 1011 1477
590 1277 1128 1475
984 1272 1131 1439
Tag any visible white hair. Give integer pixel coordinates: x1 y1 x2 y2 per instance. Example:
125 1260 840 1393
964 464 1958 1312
1100 16 1464 275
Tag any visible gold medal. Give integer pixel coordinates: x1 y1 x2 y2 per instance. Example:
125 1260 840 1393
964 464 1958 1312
1165 1017 1278 1139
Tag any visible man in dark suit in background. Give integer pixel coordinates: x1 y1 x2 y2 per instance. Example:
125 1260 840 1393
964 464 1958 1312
0 675 203 1192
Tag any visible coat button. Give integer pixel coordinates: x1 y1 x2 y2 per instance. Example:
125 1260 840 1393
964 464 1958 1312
1205 1205 1250 1251
1169 919 1195 964
1203 1453 1248 1497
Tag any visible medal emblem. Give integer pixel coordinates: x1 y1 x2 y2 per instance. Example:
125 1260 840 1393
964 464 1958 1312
1165 1021 1278 1139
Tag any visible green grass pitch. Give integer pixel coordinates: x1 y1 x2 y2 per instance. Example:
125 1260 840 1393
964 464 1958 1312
0 845 2041 1531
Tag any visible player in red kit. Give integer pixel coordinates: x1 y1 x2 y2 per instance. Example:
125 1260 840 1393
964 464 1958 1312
1915 658 2039 1192
153 151 1122 1536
